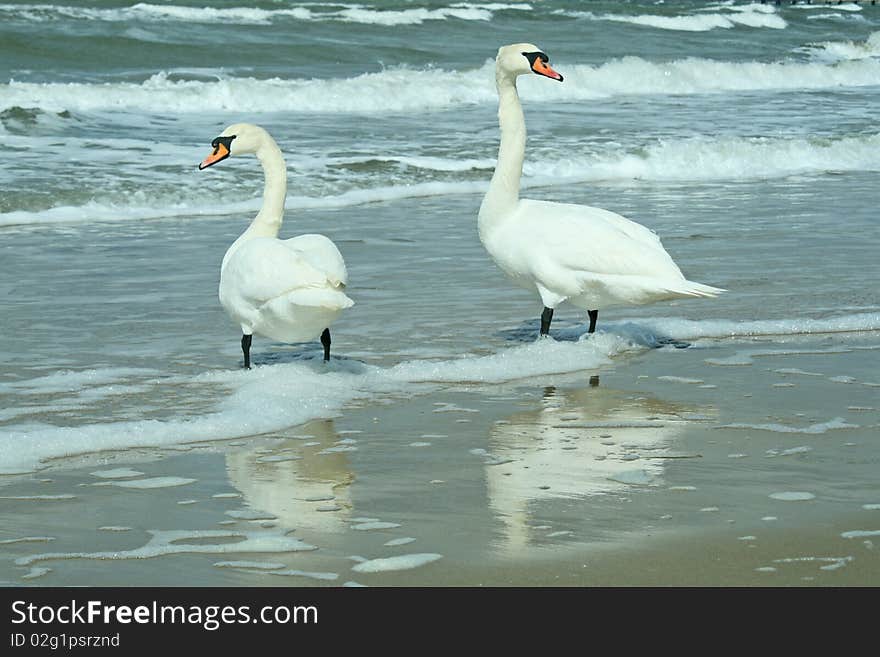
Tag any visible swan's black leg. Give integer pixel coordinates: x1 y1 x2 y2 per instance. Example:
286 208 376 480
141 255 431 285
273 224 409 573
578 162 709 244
241 334 252 369
540 306 554 337
320 328 331 362
588 309 598 334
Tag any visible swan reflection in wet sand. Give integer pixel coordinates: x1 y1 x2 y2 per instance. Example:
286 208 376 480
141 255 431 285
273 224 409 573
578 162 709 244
484 382 701 554
224 419 354 534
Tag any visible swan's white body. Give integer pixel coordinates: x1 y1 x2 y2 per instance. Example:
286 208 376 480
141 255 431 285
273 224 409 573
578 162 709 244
479 44 722 316
205 124 352 346
220 232 351 343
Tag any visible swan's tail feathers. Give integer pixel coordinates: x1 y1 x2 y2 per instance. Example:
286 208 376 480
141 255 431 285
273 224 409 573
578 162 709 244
674 280 726 298
254 288 353 343
285 287 354 311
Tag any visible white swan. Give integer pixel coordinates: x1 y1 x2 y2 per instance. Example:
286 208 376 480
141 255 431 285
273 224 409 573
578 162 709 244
199 123 353 367
479 44 723 337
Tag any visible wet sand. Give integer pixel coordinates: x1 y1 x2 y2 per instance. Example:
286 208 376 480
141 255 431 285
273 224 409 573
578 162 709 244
1 330 878 587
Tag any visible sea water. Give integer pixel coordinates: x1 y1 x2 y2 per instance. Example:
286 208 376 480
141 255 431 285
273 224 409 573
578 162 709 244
1 1 879 585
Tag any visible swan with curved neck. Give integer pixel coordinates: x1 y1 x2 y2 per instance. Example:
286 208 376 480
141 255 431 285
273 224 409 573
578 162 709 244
200 123 353 368
479 44 723 338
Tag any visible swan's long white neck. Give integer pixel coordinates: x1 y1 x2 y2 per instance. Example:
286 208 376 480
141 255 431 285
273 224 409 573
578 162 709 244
479 71 525 237
222 139 287 270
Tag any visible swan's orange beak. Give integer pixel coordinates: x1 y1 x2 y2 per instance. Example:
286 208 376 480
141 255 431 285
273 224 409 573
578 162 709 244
532 58 563 82
199 142 230 170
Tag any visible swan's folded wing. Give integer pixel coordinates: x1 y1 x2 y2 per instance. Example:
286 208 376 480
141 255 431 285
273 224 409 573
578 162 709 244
223 238 342 308
283 234 349 288
518 199 685 281
280 287 354 311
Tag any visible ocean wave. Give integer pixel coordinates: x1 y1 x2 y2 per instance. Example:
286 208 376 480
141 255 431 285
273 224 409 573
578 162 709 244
3 132 878 227
549 54 880 101
805 31 880 63
563 2 786 32
0 2 532 26
536 133 880 183
4 48 880 116
0 66 496 115
324 133 880 183
792 1 864 11
0 181 485 227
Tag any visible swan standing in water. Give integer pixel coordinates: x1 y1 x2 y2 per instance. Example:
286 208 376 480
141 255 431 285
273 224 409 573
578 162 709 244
199 123 353 368
479 44 723 338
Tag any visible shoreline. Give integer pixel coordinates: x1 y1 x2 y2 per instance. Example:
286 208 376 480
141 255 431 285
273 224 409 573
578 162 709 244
2 329 878 586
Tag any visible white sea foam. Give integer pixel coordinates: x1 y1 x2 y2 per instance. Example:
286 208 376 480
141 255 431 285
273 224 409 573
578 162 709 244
657 376 704 384
271 569 339 581
793 2 864 13
719 417 857 435
769 491 816 501
806 31 880 63
90 468 145 479
4 50 879 117
0 181 486 228
772 555 853 571
0 536 55 545
352 522 401 531
21 567 52 580
706 347 854 367
213 560 286 570
225 508 277 521
0 367 159 395
774 368 825 377
0 494 76 501
351 553 443 573
96 476 197 489
629 313 880 341
547 133 880 184
768 446 813 457
5 130 879 228
0 3 532 27
15 528 316 566
1 312 875 473
841 530 880 539
567 4 786 32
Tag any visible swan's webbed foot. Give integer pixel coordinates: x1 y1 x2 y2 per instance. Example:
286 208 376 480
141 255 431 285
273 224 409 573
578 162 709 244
321 328 331 363
588 309 598 334
241 333 252 369
540 306 554 337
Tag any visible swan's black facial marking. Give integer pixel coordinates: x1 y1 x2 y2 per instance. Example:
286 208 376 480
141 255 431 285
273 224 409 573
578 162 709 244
199 134 236 170
211 135 236 152
522 51 550 67
522 51 564 82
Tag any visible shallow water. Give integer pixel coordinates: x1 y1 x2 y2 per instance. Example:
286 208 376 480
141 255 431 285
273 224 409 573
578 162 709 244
2 1 879 585
1 335 878 586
